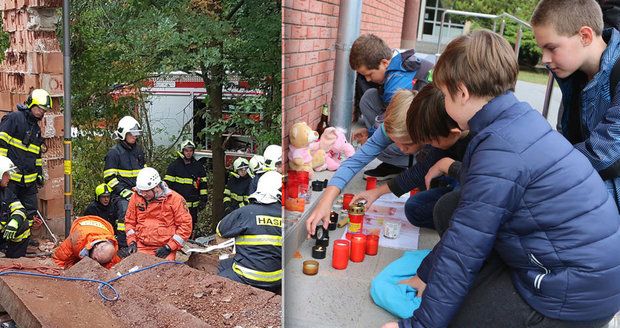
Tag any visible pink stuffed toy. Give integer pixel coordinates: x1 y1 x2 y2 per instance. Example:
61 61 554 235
311 127 355 171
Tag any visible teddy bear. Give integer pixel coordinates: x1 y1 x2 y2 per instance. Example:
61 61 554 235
288 122 325 175
311 127 355 171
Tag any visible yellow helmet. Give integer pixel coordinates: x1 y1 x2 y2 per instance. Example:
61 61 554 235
26 89 52 110
95 183 112 198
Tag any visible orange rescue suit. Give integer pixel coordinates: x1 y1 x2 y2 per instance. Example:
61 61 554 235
124 188 192 260
52 215 121 269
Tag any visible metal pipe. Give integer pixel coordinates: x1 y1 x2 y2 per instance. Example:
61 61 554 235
400 0 421 49
62 0 73 236
542 71 554 119
329 0 362 137
499 19 506 35
436 10 498 54
514 25 523 61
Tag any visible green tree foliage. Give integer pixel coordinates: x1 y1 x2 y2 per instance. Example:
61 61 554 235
0 20 9 62
442 0 542 66
67 0 281 234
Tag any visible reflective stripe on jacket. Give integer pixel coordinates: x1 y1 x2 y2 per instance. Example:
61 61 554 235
52 215 121 269
223 171 251 211
217 202 282 288
164 156 208 206
124 187 192 251
103 142 145 198
0 108 43 185
0 187 29 242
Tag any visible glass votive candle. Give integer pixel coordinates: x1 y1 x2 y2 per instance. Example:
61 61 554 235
332 239 350 270
342 193 354 210
350 233 366 263
365 234 379 256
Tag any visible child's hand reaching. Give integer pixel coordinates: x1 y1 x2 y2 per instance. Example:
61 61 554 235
424 157 455 189
350 183 390 210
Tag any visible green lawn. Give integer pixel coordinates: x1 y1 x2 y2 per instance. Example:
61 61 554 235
518 69 552 85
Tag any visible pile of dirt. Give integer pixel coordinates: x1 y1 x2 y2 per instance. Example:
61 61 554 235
65 252 281 328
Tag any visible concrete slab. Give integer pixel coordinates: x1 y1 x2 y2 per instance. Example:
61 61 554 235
0 258 122 328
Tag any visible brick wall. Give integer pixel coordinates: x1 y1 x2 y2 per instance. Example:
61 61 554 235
1 0 66 236
282 0 406 157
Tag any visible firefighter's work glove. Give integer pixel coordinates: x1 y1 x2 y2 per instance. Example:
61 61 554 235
155 245 171 258
120 189 134 200
126 241 138 255
36 174 44 188
3 218 21 240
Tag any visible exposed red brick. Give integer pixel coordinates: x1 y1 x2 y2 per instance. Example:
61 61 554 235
41 51 63 74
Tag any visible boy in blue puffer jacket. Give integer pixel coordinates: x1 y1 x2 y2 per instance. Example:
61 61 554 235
384 29 620 328
532 0 620 211
350 34 434 179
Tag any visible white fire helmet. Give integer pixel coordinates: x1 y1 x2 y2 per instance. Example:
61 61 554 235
136 167 161 191
115 116 142 140
263 145 282 171
249 171 282 204
249 155 266 174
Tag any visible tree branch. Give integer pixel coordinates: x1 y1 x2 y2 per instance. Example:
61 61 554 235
226 0 245 21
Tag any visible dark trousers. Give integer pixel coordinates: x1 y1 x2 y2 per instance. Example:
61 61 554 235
0 236 30 258
405 186 453 229
8 182 38 217
429 190 613 328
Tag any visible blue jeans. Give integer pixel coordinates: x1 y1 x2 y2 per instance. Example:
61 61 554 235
405 186 454 229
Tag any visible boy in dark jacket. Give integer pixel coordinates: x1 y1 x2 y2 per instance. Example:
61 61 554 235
532 0 620 211
386 30 620 328
350 34 434 180
351 85 468 230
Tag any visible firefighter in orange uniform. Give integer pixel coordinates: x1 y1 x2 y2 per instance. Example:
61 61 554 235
52 215 121 269
123 167 192 260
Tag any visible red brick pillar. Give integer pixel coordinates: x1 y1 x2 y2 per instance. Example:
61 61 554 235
1 0 65 237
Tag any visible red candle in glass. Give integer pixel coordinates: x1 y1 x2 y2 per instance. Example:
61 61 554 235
342 193 354 210
366 234 379 256
345 232 353 240
287 171 299 198
332 239 350 270
366 176 377 190
298 171 309 194
350 234 366 262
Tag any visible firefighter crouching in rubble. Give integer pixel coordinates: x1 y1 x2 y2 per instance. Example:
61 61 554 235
0 89 51 232
0 157 30 258
122 167 192 260
223 157 252 215
164 140 208 232
217 171 283 293
103 115 146 248
52 215 121 269
83 183 127 245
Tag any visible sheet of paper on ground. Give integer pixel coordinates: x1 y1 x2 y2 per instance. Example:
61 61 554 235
342 193 419 250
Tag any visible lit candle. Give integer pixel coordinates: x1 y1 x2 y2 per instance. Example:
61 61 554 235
350 234 366 262
366 234 379 256
332 239 350 270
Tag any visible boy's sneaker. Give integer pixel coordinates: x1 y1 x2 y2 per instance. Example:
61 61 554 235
363 163 404 181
